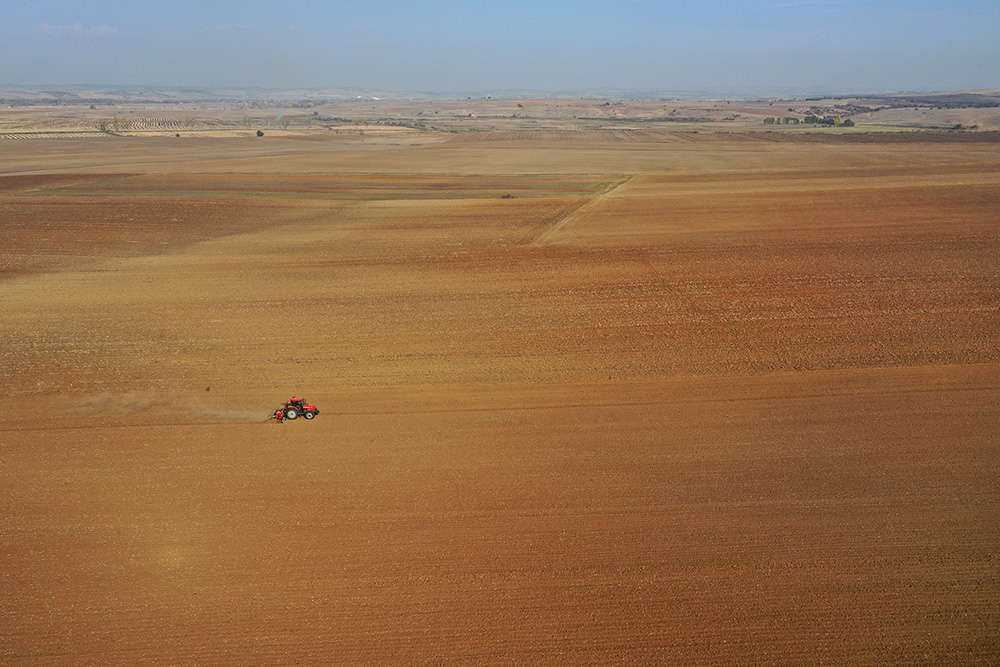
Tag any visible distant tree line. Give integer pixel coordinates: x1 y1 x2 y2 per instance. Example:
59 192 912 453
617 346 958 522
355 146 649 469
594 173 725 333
765 115 854 127
882 94 1000 109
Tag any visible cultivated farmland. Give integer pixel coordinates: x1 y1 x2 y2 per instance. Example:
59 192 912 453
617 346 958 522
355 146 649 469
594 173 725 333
1 107 998 666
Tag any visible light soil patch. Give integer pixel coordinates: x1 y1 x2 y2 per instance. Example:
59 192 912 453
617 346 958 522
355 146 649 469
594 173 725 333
543 166 1000 243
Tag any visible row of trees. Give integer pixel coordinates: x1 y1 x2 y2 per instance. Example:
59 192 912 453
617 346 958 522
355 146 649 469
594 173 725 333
98 116 198 132
764 115 855 127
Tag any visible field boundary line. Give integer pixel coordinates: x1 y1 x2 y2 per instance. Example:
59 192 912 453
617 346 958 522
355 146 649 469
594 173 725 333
531 175 634 246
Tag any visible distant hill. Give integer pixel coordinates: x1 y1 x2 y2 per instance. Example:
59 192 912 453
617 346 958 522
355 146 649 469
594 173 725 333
0 85 449 106
4 85 999 107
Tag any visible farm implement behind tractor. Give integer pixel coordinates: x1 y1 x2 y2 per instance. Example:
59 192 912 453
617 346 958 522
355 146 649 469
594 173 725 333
270 397 319 423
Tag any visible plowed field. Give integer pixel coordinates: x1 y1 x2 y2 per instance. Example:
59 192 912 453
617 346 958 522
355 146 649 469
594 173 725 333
2 130 998 665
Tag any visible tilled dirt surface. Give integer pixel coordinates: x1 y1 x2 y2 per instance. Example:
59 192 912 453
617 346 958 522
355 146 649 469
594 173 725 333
1 130 998 665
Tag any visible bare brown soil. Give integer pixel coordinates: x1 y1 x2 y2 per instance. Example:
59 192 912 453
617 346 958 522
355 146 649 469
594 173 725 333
1 124 998 665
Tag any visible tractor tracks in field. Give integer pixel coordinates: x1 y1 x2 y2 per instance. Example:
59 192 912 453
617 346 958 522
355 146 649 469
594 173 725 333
0 419 272 434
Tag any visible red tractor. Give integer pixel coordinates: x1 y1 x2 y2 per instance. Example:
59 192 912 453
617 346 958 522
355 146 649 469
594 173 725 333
270 396 319 422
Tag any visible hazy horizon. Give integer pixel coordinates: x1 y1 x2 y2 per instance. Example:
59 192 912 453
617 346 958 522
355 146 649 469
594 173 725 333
2 1 998 96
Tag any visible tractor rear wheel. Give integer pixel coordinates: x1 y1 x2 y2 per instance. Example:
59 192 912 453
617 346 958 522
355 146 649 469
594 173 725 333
285 407 299 420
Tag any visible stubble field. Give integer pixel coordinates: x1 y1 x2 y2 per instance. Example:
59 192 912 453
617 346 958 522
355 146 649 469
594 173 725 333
1 124 998 665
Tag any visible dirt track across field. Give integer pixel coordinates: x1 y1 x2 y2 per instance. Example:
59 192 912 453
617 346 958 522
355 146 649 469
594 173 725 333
1 128 998 665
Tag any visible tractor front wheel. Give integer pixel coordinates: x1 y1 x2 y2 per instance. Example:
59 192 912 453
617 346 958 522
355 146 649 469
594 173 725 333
303 411 315 420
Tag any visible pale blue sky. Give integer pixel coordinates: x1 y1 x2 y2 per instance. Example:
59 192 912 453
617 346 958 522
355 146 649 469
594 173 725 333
2 0 997 94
